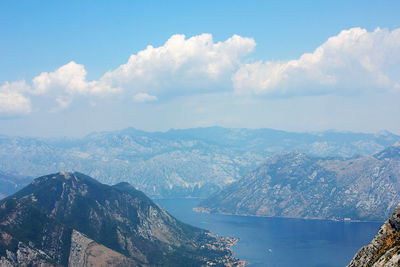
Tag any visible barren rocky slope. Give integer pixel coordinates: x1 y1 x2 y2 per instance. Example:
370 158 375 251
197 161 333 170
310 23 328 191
0 172 243 266
197 144 400 221
348 205 400 266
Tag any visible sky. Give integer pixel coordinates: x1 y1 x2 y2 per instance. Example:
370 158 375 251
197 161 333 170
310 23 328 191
1 0 400 137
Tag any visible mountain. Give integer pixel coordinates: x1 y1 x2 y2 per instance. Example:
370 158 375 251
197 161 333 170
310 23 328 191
196 145 400 221
0 171 31 199
0 172 244 266
347 204 400 266
0 127 398 198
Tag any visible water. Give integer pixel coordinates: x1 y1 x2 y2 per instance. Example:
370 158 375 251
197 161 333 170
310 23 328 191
155 198 382 267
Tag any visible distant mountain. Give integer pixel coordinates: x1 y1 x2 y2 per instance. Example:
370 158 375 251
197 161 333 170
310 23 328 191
0 127 398 198
0 171 31 199
0 172 243 266
197 145 400 221
347 204 400 266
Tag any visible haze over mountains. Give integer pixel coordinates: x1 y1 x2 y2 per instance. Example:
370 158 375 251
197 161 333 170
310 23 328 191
0 172 243 266
1 128 400 265
0 171 32 199
197 144 400 221
0 127 398 199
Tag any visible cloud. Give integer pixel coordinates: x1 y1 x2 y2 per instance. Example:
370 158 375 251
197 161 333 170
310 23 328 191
101 33 256 94
133 93 158 103
4 28 400 117
233 27 400 96
32 61 120 96
0 81 31 116
22 34 255 110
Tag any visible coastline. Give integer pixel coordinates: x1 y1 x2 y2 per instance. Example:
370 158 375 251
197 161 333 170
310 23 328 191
193 207 384 223
205 233 248 266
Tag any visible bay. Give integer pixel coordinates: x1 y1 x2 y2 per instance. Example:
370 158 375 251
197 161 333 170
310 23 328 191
156 198 382 267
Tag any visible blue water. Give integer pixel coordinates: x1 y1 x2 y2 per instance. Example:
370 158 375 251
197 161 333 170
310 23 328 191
155 198 382 267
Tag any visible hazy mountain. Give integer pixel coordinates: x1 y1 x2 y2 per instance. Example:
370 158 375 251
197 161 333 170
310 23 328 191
0 127 398 198
0 172 243 266
347 205 400 266
0 171 31 199
197 144 400 221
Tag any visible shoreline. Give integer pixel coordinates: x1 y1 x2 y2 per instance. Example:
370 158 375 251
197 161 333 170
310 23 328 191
193 207 384 223
205 233 249 266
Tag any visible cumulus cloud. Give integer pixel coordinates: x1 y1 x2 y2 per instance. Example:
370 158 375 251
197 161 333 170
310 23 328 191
133 93 158 103
233 27 400 96
0 81 31 116
5 29 400 116
32 61 120 96
20 33 254 110
101 33 256 93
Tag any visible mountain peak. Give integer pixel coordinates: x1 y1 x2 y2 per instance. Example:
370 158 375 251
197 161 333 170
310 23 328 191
59 171 70 178
0 172 243 266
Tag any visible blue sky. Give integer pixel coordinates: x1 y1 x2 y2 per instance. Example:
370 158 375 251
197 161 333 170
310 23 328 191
1 0 400 136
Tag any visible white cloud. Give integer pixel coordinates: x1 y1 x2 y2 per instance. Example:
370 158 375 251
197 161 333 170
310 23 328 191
23 34 254 110
4 29 400 118
133 93 158 103
0 81 31 115
32 61 120 96
233 27 400 96
101 33 256 93
55 97 72 109
0 80 31 93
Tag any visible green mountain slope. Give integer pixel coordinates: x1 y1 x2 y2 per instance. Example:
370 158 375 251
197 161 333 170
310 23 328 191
0 172 243 266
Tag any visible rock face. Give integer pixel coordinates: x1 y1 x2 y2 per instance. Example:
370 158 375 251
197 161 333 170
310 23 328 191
0 172 243 266
197 145 400 221
348 205 400 266
0 240 55 266
0 127 398 198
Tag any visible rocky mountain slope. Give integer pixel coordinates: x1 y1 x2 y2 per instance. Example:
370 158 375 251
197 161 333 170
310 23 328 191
347 205 400 266
0 127 398 198
197 144 400 221
0 172 244 266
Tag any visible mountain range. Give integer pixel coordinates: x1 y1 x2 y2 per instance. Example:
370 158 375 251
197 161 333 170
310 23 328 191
196 144 400 221
0 172 244 266
0 127 398 198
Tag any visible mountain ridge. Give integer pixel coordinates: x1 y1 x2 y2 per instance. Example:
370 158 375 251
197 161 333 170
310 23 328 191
0 171 244 266
0 127 398 198
197 145 400 221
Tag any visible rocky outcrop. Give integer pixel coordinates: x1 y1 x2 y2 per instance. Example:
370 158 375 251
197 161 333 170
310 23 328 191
0 237 55 266
198 145 400 221
0 172 243 266
348 205 400 266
